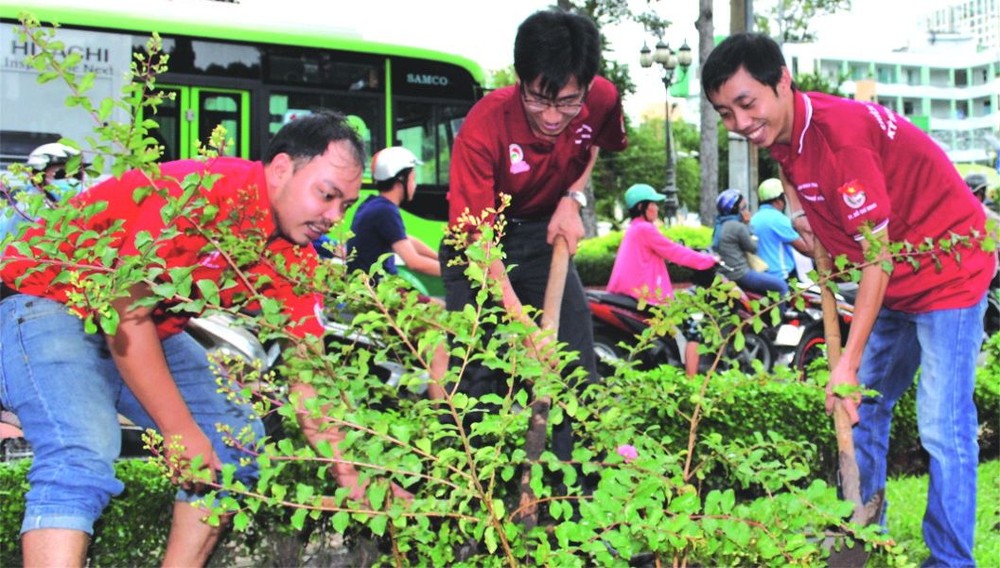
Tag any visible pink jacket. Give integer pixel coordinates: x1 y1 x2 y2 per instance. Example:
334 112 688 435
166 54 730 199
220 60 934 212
605 219 716 304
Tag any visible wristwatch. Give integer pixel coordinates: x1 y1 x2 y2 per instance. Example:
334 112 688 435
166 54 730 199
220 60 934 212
565 190 588 209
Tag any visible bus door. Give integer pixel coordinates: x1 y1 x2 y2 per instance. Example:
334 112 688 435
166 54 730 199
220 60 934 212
150 86 250 160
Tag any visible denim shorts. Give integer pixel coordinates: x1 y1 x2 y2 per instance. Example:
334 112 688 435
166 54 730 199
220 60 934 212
0 294 263 535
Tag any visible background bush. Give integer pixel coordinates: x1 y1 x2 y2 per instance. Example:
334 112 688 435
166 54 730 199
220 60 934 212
0 459 173 567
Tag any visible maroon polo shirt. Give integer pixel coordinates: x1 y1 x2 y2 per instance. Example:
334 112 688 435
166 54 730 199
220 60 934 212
447 75 627 230
770 91 994 312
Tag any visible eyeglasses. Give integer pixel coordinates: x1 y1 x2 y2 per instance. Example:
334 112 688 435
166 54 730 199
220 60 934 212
521 87 587 115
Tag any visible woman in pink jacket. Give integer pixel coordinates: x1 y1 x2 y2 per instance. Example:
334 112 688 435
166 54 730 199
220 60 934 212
606 184 717 375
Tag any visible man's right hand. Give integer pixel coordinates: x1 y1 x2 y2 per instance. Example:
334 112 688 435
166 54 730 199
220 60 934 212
161 424 221 490
546 197 585 254
825 358 861 425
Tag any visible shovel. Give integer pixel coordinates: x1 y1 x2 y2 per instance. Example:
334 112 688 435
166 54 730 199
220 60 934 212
813 241 884 566
517 235 570 531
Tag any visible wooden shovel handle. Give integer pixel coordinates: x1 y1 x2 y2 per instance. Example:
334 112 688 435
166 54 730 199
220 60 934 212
518 236 570 530
813 240 864 511
812 240 842 369
541 236 570 330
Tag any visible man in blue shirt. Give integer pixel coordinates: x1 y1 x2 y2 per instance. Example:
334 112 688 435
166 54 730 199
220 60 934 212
750 177 812 283
345 145 446 399
345 146 440 280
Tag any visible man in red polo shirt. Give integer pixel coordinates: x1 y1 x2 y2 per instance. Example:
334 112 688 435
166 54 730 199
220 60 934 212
0 111 403 567
440 8 627 461
702 33 995 565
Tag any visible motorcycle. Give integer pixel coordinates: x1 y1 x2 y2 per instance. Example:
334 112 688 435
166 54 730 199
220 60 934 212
588 267 775 377
0 313 273 463
780 281 856 378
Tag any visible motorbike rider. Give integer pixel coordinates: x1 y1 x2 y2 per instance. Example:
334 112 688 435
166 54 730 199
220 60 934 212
346 146 440 279
712 188 788 298
345 145 447 398
965 171 1000 228
606 183 716 376
0 142 87 244
750 177 813 283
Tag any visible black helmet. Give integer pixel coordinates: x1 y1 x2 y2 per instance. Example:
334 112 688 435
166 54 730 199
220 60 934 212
965 172 989 196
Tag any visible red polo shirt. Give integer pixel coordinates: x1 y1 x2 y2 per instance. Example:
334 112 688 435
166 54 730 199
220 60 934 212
770 91 995 312
2 157 324 338
448 75 627 229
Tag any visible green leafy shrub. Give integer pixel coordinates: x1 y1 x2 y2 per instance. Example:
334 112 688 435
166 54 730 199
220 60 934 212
0 459 173 568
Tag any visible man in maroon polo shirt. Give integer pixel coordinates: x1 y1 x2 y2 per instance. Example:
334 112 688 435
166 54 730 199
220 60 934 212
440 8 627 461
702 33 995 566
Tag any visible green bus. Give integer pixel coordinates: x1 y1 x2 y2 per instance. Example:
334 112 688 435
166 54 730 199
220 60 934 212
1 0 487 294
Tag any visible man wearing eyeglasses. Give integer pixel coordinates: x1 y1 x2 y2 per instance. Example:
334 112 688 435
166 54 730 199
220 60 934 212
441 8 627 462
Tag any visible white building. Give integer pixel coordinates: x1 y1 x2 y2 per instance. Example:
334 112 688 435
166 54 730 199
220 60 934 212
925 0 1000 51
782 32 999 164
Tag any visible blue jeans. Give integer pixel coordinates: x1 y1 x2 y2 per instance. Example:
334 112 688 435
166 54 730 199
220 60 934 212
736 269 789 298
854 297 985 567
0 295 263 535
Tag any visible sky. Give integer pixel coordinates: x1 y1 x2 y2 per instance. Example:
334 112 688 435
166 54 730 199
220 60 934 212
238 0 953 119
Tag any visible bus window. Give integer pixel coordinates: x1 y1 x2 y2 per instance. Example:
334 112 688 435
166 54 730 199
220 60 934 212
267 91 383 167
147 86 183 161
196 89 248 157
394 101 470 187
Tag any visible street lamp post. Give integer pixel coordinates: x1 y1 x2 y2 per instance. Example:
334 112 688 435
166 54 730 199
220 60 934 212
640 38 692 223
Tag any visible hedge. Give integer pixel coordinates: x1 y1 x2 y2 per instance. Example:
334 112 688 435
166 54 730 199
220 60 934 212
2 346 996 565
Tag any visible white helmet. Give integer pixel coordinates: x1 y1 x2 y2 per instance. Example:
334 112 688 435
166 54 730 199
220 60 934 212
26 143 82 172
371 146 421 183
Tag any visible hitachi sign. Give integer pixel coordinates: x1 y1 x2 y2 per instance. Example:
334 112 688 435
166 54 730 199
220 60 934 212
406 73 449 86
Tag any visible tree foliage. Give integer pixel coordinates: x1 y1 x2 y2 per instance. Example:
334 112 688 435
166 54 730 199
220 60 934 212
753 0 853 44
759 71 846 182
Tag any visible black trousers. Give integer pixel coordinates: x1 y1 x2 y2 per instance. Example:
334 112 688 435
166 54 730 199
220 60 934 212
440 219 596 460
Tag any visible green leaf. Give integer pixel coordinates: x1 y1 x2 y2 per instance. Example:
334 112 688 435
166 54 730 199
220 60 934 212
232 510 249 531
290 507 307 531
484 525 498 553
196 279 220 304
295 483 314 503
369 514 388 537
332 510 350 533
367 481 388 510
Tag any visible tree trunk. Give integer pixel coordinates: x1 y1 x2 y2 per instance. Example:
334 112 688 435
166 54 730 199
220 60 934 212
697 0 718 227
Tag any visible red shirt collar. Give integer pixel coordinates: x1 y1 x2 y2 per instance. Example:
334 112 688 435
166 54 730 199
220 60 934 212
769 90 813 164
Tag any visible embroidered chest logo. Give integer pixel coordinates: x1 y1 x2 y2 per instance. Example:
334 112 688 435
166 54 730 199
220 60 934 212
574 124 593 146
508 143 530 174
839 180 867 209
199 250 226 269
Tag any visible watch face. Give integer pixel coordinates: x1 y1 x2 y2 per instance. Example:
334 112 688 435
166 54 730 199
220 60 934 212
569 191 587 208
